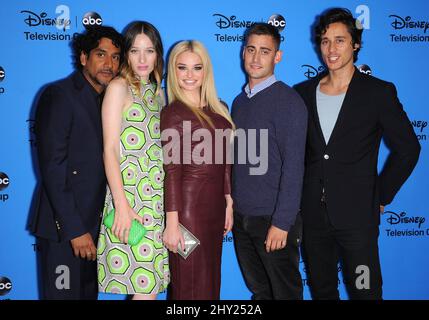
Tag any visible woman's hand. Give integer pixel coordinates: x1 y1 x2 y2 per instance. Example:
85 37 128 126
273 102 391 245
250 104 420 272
163 211 185 253
102 80 141 245
224 195 234 236
112 204 143 244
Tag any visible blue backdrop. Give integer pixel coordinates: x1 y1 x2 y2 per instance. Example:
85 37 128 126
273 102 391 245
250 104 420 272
0 0 428 300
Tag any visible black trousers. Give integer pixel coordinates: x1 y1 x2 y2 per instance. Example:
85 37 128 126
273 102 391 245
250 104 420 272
36 237 98 300
302 205 383 300
232 212 303 300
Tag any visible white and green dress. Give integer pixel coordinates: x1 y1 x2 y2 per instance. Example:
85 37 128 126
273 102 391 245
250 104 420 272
97 82 169 295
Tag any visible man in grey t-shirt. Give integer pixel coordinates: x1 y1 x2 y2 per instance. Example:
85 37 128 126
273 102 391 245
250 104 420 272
295 8 420 300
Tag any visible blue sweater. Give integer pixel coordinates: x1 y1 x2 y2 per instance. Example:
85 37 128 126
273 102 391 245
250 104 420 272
231 81 308 231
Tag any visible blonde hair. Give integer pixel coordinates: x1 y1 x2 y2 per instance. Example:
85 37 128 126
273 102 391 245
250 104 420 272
167 40 235 129
120 21 164 96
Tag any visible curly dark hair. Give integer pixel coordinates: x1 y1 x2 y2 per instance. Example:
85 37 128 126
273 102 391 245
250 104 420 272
315 8 363 62
72 26 124 70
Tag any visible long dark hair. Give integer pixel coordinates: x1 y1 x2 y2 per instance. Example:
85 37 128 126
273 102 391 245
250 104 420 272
121 21 164 95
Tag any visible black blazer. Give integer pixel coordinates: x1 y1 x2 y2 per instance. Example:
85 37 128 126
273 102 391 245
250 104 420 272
295 68 420 229
30 71 106 241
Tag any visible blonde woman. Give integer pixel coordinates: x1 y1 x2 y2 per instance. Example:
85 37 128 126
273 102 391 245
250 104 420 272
161 40 234 300
97 21 169 300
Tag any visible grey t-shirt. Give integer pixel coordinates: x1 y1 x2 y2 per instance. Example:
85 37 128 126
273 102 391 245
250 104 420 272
316 83 346 144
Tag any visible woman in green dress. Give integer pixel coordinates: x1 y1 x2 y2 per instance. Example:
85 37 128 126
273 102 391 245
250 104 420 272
97 21 169 300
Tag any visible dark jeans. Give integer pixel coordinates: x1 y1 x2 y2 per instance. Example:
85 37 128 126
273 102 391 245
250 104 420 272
36 237 98 300
232 212 303 300
302 205 383 300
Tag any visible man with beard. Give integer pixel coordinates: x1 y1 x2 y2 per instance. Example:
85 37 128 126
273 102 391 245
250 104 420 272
30 26 123 300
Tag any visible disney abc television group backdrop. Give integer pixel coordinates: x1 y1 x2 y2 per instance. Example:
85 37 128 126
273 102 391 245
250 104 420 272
0 0 428 299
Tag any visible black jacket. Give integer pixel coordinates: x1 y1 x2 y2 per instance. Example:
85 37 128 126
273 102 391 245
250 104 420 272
295 68 420 229
30 71 106 241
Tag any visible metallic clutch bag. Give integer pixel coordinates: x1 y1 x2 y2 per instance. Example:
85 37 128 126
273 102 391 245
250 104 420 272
177 223 200 259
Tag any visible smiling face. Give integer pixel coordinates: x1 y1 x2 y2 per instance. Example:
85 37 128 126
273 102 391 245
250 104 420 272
80 37 121 93
175 50 204 95
320 22 359 73
127 33 157 82
243 34 282 88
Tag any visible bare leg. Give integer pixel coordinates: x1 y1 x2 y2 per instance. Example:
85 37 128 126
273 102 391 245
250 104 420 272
132 294 157 300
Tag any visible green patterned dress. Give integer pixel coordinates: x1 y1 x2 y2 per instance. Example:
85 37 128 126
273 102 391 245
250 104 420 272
97 82 169 295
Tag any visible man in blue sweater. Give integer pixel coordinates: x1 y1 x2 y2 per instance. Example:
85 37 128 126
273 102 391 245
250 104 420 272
231 23 308 300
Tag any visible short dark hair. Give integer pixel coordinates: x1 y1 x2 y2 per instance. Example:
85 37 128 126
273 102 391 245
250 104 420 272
72 26 124 70
244 22 281 50
315 8 363 62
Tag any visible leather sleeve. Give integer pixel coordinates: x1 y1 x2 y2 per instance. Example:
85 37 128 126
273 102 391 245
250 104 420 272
161 107 184 213
224 163 232 195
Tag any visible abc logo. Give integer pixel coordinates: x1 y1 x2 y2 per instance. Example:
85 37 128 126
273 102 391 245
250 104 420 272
358 64 372 75
268 14 286 32
0 66 5 82
0 172 9 191
0 277 12 296
82 12 102 28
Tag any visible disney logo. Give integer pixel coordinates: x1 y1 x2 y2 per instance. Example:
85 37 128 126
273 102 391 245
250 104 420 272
301 65 325 79
213 14 255 29
20 10 71 30
411 120 427 133
389 15 429 33
386 211 426 228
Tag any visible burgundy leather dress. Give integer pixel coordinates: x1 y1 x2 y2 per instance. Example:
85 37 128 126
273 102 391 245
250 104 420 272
161 100 232 300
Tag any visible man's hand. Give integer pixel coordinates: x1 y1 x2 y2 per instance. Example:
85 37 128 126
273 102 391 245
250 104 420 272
265 225 288 253
380 205 385 214
70 233 97 261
